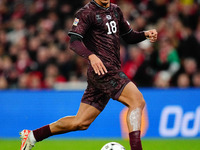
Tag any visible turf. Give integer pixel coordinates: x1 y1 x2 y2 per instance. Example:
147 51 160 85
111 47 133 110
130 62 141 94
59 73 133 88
0 138 199 150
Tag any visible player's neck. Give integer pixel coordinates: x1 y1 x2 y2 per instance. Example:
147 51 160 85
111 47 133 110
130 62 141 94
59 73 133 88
94 0 110 8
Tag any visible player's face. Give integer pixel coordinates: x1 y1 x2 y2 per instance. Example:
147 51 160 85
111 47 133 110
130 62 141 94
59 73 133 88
95 0 110 8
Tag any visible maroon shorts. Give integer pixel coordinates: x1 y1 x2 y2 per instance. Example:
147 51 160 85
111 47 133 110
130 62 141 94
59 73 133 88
81 69 131 111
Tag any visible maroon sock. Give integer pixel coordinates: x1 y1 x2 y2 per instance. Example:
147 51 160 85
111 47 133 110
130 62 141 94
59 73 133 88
33 125 52 142
129 130 142 150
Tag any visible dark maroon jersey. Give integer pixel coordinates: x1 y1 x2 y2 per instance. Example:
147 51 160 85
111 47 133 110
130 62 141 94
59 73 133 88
68 0 133 70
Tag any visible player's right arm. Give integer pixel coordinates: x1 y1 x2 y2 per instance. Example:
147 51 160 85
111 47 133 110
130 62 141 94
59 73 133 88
69 35 93 59
69 8 107 75
69 35 107 75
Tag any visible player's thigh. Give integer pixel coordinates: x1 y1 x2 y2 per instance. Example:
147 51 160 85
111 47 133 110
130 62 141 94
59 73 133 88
75 102 101 124
117 82 145 108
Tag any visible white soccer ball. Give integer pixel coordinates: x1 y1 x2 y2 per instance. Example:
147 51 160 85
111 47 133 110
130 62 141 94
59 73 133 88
101 142 126 150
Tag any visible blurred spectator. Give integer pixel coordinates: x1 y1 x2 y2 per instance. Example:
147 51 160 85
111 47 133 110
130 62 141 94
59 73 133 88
192 71 200 87
172 57 198 86
16 50 32 74
177 73 190 88
177 26 200 66
179 0 199 30
7 19 26 44
28 73 42 89
182 58 197 76
154 37 180 83
0 76 8 89
195 20 200 44
17 73 29 89
44 63 66 88
154 71 171 88
44 75 56 89
28 37 41 61
75 56 88 81
36 46 50 72
133 40 156 87
123 45 144 80
147 0 168 24
0 30 10 52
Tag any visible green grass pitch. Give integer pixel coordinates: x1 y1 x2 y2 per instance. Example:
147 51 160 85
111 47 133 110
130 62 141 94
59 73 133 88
1 138 200 150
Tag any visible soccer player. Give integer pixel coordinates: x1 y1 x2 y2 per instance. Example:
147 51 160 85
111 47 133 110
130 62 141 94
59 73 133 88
20 0 157 150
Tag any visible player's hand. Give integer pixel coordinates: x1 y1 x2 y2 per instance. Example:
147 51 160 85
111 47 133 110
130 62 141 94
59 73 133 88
88 54 108 75
144 29 158 43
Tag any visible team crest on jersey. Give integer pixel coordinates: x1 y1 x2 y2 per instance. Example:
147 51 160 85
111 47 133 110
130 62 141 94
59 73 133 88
73 18 79 26
106 15 112 20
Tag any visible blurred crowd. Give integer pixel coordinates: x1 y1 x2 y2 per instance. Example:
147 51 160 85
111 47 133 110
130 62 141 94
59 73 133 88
0 0 199 89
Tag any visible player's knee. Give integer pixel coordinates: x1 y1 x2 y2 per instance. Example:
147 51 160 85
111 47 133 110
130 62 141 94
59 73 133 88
55 117 71 130
137 92 145 109
76 120 92 130
71 117 92 131
130 91 145 109
140 97 146 110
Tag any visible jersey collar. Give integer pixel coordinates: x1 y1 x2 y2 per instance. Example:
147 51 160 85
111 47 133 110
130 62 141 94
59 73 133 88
92 0 110 10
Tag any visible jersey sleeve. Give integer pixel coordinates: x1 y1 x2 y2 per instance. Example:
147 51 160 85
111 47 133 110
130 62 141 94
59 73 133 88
68 9 92 38
116 6 132 36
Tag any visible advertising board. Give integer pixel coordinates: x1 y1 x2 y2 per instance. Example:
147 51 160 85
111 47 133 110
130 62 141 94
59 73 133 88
0 89 199 138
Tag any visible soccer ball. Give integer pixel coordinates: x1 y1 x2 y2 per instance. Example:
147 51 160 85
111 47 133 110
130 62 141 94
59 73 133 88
101 142 126 150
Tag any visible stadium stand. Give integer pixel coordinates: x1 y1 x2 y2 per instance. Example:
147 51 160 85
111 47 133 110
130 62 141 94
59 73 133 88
0 0 199 89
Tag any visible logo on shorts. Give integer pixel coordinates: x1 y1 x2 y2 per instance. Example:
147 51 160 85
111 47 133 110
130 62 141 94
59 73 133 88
73 18 79 26
119 72 128 79
110 80 118 88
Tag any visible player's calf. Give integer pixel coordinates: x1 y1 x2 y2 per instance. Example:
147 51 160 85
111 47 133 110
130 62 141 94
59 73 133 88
50 115 92 134
128 96 145 150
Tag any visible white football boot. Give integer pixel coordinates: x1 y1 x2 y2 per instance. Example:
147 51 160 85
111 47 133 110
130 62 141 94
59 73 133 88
20 130 34 150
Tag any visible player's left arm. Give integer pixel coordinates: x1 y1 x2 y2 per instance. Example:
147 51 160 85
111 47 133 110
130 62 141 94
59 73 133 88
69 35 107 75
144 29 158 43
121 29 158 44
116 6 157 44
